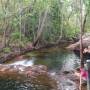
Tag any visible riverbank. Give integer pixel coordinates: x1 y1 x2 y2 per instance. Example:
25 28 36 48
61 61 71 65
0 43 81 90
67 33 90 53
0 64 81 90
0 41 71 63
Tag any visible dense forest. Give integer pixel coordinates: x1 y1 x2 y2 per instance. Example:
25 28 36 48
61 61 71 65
0 0 90 54
0 0 90 90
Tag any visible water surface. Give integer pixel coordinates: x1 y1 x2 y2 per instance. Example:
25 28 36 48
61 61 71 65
0 46 80 90
6 46 79 72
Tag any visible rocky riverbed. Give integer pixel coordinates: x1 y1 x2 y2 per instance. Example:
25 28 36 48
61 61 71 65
0 63 81 90
0 46 81 90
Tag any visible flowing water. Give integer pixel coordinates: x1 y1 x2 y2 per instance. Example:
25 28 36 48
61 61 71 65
0 46 80 90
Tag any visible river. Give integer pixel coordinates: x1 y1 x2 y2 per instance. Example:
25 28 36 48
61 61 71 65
0 45 80 90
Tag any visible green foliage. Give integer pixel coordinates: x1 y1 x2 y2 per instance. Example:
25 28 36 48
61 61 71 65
11 31 20 40
3 47 11 53
0 0 90 47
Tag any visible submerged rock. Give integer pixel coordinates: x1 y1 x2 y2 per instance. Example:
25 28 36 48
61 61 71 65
0 65 57 90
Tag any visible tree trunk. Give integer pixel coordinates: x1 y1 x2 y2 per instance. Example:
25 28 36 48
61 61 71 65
80 0 84 68
82 13 87 34
33 8 48 47
56 0 63 43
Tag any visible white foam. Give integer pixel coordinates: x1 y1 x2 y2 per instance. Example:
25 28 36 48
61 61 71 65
8 59 35 66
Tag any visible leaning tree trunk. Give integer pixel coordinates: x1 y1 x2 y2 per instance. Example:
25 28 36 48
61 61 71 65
80 0 84 90
80 0 84 68
56 0 63 43
82 12 87 34
33 8 48 47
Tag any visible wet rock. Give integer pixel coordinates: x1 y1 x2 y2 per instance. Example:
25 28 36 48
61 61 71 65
63 71 71 74
0 64 57 90
67 33 90 51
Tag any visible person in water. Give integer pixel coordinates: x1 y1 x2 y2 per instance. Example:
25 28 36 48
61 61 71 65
75 67 88 81
80 67 88 81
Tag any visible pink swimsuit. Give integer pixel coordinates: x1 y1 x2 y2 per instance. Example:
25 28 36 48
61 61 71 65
80 68 88 80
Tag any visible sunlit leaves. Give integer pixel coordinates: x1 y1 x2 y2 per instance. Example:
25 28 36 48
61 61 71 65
0 0 90 45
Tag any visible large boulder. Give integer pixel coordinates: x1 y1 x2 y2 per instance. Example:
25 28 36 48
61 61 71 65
67 33 90 50
0 64 57 89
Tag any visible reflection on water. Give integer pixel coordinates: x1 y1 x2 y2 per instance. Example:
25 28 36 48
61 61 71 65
0 46 80 90
61 53 80 71
6 46 79 72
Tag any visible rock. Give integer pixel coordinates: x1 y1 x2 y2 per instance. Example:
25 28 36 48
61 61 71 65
67 33 90 59
0 64 57 89
67 33 90 51
63 71 71 74
66 42 80 50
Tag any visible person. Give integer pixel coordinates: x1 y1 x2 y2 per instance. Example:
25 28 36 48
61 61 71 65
75 67 88 81
83 46 90 53
80 67 88 81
